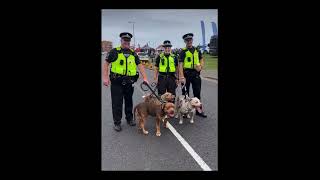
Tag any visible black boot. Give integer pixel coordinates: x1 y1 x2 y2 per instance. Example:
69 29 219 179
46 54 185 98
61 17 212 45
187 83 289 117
196 111 207 118
114 124 122 131
127 119 136 126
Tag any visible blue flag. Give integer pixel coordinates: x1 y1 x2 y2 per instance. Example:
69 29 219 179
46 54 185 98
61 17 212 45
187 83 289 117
211 22 218 35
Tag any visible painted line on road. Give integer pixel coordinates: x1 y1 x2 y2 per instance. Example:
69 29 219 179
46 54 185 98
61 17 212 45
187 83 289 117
165 122 212 171
200 76 218 83
134 83 212 171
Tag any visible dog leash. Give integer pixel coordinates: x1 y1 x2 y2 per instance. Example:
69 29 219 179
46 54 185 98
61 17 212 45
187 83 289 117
140 81 166 104
181 82 189 99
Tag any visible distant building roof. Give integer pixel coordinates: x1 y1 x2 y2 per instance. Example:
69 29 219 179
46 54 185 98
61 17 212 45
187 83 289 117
156 45 164 51
141 44 151 49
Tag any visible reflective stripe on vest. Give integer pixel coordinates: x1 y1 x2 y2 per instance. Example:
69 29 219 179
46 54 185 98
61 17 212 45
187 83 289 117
159 53 176 73
183 47 200 69
110 47 137 76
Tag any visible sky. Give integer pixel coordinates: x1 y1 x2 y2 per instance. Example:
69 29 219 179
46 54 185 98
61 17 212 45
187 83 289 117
101 9 218 49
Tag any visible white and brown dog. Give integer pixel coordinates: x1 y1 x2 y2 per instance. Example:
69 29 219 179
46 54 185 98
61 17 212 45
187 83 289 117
175 95 202 124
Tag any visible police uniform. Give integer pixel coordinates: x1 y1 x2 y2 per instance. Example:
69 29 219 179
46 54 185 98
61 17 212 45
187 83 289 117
180 33 207 117
105 32 140 129
155 40 178 97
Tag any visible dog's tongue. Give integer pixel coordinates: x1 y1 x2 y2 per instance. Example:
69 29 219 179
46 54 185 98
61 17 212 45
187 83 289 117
168 112 175 117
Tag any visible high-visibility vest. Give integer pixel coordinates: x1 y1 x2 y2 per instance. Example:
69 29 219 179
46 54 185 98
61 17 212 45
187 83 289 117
158 53 176 73
110 47 137 76
182 47 200 69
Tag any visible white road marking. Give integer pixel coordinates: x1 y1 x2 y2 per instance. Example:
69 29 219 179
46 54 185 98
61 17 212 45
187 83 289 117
166 122 212 171
134 83 212 171
200 76 218 83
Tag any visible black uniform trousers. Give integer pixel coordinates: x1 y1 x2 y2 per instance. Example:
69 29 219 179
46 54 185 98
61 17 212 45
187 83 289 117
157 73 177 96
182 69 201 100
110 81 134 125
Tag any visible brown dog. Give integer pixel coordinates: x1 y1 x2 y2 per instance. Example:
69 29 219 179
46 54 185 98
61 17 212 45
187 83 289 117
134 101 175 136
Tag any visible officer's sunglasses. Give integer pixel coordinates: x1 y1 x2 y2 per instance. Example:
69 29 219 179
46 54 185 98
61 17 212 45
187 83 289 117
123 38 131 42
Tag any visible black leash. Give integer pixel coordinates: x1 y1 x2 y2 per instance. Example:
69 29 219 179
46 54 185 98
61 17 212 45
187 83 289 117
181 82 189 99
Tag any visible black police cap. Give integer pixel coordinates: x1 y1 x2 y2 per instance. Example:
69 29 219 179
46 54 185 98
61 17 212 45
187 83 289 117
119 32 133 39
182 33 194 40
163 40 172 47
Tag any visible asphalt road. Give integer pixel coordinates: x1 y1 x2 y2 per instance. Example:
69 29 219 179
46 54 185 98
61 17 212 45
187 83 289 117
101 56 218 171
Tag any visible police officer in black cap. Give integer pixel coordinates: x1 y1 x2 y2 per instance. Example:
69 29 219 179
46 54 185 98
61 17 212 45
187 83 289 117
178 33 207 117
103 32 149 131
154 40 178 98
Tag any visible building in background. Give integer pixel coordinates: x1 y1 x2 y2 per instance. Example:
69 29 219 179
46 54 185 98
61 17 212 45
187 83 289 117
208 35 218 56
101 41 113 53
155 45 164 55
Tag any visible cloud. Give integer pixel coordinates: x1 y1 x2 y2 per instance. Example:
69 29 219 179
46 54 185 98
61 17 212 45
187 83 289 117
102 9 217 49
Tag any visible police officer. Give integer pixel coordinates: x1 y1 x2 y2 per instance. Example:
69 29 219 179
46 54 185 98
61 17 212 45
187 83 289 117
154 40 178 98
103 32 149 131
179 33 207 117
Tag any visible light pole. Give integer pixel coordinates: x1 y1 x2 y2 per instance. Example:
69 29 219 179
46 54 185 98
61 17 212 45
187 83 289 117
128 21 135 49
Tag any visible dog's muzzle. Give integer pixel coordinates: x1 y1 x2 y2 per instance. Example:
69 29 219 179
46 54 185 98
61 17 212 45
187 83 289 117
168 110 175 117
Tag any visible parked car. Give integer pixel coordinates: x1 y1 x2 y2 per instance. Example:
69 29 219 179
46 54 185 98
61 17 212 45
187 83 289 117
137 52 150 61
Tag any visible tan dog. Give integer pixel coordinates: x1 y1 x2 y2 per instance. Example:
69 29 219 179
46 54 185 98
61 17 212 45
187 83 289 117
142 92 175 105
134 101 175 136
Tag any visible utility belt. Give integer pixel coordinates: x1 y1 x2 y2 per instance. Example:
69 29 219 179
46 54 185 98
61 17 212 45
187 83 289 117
158 72 177 79
109 72 139 85
183 69 200 78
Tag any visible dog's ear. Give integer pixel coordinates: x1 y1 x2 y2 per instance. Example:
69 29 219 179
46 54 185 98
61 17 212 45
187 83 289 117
160 94 165 99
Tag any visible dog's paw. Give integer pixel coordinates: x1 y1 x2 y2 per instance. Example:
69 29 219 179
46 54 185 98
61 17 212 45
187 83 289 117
179 120 183 124
190 120 194 124
143 130 149 135
163 122 168 128
156 132 161 136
